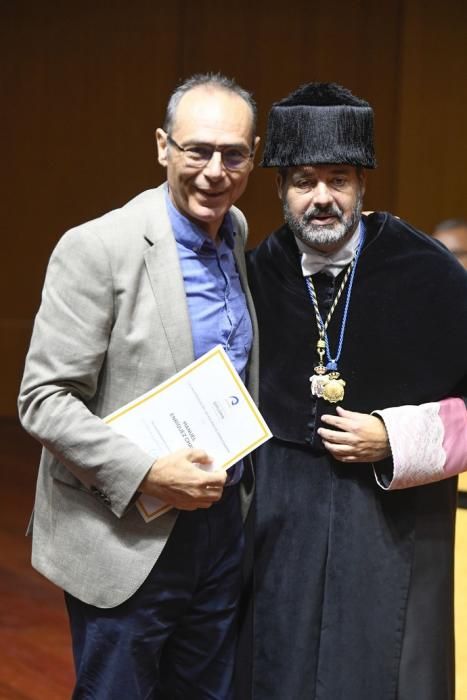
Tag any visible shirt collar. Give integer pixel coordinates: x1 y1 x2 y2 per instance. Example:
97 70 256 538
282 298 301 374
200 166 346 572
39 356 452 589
296 222 361 278
164 184 235 253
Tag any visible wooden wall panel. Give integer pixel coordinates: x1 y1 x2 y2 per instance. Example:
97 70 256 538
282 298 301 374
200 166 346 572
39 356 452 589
1 0 464 415
2 1 183 310
394 0 467 232
1 1 183 415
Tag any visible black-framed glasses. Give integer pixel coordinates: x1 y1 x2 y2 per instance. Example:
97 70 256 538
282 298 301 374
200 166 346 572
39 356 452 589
167 135 254 171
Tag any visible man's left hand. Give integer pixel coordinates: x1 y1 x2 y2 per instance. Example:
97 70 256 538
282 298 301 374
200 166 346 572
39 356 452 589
318 407 391 463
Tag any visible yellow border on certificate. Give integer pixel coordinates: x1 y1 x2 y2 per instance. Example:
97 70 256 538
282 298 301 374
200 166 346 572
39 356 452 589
105 346 270 465
105 346 271 520
137 500 172 519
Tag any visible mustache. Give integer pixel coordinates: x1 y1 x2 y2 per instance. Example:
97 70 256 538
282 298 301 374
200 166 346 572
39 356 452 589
303 204 343 223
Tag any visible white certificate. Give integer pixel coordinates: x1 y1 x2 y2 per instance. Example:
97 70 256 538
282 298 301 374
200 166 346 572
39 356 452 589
104 345 271 522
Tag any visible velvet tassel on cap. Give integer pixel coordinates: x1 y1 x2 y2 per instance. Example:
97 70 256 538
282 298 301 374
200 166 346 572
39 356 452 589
260 82 376 169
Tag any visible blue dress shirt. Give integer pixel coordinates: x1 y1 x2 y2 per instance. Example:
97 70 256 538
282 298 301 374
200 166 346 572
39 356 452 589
165 189 253 483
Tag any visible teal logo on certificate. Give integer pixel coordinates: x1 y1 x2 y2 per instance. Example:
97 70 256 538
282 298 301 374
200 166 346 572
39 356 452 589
104 346 272 522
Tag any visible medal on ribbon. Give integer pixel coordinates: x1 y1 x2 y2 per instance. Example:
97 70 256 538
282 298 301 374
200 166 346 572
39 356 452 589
307 224 365 403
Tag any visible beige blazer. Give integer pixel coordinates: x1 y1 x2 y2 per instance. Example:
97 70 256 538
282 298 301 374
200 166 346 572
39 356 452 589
18 184 258 608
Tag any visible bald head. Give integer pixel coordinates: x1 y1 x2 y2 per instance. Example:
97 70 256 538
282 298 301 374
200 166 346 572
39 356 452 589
163 72 257 139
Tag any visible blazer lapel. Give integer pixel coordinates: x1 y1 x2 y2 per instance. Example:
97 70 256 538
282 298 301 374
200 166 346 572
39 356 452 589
143 187 194 372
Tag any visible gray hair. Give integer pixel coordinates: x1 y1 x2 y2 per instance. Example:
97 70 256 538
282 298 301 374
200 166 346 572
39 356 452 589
163 72 257 138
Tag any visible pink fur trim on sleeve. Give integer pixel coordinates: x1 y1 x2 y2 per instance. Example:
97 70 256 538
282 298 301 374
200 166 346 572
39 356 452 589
372 403 445 490
373 399 467 490
439 398 467 477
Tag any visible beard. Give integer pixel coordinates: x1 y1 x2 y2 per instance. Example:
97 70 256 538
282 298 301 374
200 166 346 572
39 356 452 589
283 190 363 250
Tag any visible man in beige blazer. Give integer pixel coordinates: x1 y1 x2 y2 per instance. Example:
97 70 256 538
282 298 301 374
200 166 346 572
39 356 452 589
18 73 259 699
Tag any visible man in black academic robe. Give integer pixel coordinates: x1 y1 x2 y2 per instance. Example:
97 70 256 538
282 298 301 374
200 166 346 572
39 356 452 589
242 82 467 700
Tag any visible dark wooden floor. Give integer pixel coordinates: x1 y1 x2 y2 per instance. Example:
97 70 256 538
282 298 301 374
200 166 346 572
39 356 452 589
0 419 74 700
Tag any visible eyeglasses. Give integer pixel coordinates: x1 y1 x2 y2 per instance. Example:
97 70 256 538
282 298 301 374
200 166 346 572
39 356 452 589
167 135 254 171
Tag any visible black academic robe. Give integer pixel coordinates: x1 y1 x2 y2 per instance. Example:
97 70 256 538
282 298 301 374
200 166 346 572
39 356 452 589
242 213 467 700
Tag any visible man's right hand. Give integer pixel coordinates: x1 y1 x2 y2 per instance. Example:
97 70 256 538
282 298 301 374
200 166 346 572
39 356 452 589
138 448 226 510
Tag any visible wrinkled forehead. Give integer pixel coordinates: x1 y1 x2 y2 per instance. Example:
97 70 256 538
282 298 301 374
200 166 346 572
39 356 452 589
282 163 359 181
296 163 356 174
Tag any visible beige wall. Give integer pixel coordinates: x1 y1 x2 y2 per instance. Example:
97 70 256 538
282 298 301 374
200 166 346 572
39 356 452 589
2 0 467 415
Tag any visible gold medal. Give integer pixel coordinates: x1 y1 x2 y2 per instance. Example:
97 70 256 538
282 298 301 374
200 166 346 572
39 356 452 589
310 369 346 403
321 371 346 403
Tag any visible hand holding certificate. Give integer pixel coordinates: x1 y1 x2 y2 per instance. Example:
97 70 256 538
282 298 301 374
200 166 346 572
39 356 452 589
104 346 272 521
138 446 225 514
